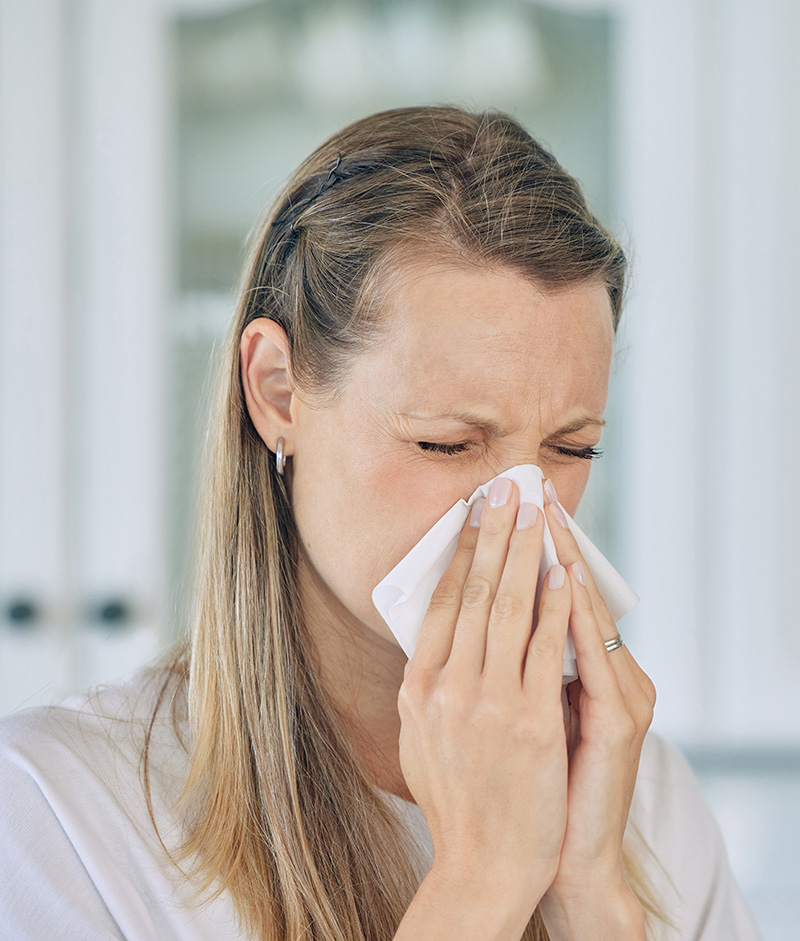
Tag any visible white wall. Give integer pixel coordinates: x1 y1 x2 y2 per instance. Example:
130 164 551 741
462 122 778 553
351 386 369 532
616 0 800 747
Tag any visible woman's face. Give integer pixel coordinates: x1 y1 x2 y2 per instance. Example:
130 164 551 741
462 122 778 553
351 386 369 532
287 261 615 649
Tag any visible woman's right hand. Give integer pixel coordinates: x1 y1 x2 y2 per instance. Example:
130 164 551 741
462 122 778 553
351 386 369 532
397 477 573 903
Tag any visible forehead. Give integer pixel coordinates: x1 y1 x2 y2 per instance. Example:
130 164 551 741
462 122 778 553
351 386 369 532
352 261 614 425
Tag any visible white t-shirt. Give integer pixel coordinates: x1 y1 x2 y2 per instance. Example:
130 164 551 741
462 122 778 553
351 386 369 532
0 667 761 940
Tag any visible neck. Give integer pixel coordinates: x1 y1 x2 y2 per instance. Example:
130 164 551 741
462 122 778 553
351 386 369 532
296 551 415 802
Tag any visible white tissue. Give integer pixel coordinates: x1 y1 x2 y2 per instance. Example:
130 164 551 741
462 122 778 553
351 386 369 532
371 464 639 684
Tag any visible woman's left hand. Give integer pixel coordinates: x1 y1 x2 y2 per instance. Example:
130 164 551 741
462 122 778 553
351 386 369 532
537 481 657 938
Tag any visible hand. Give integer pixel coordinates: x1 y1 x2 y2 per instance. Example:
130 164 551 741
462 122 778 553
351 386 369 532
537 479 656 934
397 477 574 906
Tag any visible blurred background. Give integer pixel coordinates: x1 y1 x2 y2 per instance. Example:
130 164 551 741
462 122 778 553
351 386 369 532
0 0 797 935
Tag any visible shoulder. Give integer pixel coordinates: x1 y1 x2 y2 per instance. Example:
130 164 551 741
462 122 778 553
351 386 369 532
0 665 237 940
0 664 188 811
628 731 762 940
0 662 193 842
633 730 711 822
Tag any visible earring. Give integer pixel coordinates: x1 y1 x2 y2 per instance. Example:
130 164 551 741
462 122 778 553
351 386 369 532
275 436 287 476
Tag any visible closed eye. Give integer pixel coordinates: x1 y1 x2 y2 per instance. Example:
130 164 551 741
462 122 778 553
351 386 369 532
550 445 604 461
416 442 604 460
417 441 471 455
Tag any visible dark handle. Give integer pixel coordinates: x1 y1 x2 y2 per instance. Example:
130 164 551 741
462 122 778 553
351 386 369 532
91 598 132 627
5 597 39 629
4 596 134 629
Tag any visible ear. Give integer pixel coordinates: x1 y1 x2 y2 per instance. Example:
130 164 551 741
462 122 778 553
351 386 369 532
239 318 297 456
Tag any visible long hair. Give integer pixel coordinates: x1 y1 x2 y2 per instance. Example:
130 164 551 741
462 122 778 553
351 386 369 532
147 106 666 939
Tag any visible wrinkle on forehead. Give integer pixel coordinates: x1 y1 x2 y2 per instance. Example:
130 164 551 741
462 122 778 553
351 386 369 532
353 260 614 432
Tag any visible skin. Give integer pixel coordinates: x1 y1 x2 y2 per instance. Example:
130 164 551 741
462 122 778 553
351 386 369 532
240 260 655 936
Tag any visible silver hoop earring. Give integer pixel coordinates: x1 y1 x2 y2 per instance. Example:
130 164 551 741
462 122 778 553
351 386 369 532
275 436 286 476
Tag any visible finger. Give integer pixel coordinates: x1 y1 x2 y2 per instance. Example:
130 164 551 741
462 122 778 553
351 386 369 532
482 502 545 684
523 563 572 708
542 479 618 643
566 561 656 733
563 560 622 696
410 499 482 672
546 489 644 699
543 480 650 703
449 478 520 676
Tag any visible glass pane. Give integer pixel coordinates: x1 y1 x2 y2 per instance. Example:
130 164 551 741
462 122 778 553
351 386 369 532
176 1 613 292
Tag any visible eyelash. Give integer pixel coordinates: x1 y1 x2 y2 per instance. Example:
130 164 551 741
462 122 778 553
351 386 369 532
417 441 604 461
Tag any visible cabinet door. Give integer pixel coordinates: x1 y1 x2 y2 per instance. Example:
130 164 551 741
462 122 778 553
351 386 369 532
0 0 71 715
0 0 169 715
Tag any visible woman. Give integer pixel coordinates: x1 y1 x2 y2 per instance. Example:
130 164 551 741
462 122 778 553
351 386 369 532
0 106 760 940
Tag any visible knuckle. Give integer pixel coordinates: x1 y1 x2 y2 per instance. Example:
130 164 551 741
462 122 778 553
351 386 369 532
478 512 508 537
428 576 462 611
396 679 416 713
472 690 506 727
510 705 562 750
431 678 470 722
572 588 594 613
612 712 638 745
452 539 476 561
491 591 525 623
628 661 658 710
509 717 538 748
398 665 432 704
539 596 566 617
462 573 494 608
633 691 656 729
396 681 415 720
530 634 563 661
594 597 613 622
639 702 655 732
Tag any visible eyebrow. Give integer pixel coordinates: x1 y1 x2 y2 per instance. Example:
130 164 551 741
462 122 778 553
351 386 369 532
398 410 606 437
549 415 607 435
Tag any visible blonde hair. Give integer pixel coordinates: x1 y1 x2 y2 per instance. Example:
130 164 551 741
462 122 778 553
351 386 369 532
147 106 667 939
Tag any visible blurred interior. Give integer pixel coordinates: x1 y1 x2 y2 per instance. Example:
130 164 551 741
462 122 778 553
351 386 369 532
1 0 798 935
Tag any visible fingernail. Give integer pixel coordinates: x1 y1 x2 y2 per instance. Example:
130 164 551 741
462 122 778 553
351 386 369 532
549 502 568 528
516 502 539 529
548 564 566 589
488 477 512 508
543 478 558 504
469 497 486 527
572 561 586 586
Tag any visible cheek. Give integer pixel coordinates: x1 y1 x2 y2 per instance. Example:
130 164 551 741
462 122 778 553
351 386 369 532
546 463 592 518
291 426 467 627
355 453 477 579
365 456 470 523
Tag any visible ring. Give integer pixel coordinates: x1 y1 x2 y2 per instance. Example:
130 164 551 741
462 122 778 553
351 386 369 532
604 633 624 653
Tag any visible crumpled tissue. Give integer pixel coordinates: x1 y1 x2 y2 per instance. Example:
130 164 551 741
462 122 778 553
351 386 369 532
372 464 639 683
